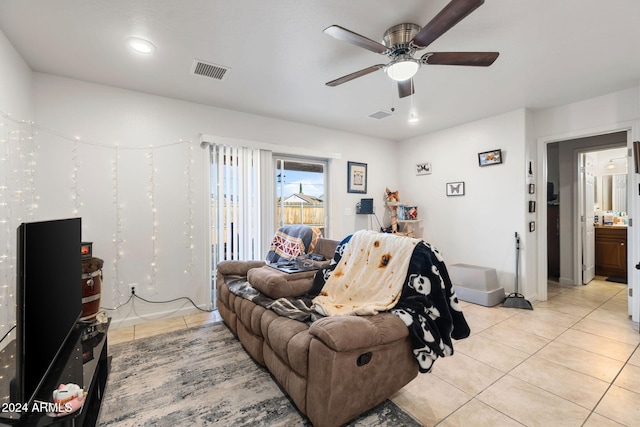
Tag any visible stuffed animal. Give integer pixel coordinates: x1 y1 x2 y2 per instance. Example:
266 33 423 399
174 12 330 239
385 188 400 233
52 383 86 415
406 206 418 220
385 187 399 203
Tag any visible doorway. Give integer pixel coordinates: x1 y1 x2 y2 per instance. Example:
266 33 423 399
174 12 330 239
546 134 628 284
546 131 633 320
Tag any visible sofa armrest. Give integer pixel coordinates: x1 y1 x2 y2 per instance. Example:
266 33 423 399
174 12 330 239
308 313 408 352
217 260 266 277
247 266 316 298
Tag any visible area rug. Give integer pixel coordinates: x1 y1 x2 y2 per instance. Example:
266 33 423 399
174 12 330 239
606 276 627 284
97 321 420 426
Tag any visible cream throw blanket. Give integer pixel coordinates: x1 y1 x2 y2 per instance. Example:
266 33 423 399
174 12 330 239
313 230 420 316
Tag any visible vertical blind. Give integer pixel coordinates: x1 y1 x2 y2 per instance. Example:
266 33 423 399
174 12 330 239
210 144 262 262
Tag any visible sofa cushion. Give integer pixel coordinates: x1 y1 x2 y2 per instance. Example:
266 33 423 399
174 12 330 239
308 313 408 352
247 265 316 299
262 315 312 378
217 260 265 276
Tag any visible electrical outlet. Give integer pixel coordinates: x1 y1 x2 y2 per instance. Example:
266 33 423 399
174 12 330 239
129 283 138 295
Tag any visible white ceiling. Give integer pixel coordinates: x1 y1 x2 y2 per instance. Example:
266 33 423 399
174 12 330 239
0 0 639 141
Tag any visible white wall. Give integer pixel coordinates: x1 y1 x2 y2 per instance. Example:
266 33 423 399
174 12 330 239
397 109 532 296
0 30 34 342
26 73 397 326
0 30 32 118
534 88 639 139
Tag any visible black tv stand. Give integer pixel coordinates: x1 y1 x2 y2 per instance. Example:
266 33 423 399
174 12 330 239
1 319 110 427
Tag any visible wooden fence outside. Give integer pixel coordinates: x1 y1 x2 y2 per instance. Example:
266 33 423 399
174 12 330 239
211 202 325 245
276 203 325 226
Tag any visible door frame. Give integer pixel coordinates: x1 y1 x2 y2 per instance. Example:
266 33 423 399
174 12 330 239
536 120 639 323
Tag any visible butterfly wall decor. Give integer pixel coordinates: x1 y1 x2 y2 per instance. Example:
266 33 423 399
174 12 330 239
416 163 432 175
446 181 465 196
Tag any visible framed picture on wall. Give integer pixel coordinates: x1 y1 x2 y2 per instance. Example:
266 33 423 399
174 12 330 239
478 149 502 166
446 181 465 196
347 161 367 193
416 162 432 175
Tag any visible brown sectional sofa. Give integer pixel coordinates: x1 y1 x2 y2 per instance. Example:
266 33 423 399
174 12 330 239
216 238 419 427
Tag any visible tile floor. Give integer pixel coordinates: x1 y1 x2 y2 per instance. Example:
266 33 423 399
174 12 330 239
391 277 640 427
107 309 222 344
107 277 640 427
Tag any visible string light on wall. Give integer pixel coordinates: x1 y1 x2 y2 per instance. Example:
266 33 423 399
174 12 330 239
1 109 198 316
111 144 125 304
71 138 83 215
0 112 38 335
147 146 158 292
184 140 195 274
0 117 14 332
27 127 38 219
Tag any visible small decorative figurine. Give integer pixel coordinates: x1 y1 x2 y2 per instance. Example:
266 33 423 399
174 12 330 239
51 383 86 415
385 188 400 233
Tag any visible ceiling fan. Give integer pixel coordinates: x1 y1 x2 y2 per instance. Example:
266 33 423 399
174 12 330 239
323 0 499 98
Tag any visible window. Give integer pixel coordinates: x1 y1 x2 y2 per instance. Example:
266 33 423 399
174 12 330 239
274 157 327 236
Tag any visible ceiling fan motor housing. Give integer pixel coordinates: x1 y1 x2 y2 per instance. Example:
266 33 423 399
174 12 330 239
383 23 421 56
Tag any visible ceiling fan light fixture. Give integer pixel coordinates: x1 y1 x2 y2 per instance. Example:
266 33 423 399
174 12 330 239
385 59 419 81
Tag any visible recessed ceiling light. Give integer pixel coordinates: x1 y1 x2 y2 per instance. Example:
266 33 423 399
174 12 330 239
408 114 419 123
127 37 155 54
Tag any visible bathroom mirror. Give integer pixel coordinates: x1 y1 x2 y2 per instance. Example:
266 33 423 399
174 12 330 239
596 174 626 212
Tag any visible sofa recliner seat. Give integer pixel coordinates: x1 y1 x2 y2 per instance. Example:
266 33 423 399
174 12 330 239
217 230 471 426
216 238 419 427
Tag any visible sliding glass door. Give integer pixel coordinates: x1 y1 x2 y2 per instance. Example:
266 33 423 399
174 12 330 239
274 157 327 236
209 149 328 309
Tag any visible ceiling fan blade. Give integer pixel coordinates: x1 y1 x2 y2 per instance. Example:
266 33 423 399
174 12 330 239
326 64 385 86
424 52 499 66
323 25 389 54
398 79 415 98
412 0 484 48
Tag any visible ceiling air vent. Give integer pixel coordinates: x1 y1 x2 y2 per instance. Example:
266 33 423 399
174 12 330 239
368 110 393 120
191 59 230 81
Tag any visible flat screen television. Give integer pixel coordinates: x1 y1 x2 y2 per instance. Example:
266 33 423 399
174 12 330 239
11 217 82 410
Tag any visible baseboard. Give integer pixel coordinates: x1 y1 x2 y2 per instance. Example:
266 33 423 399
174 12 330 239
108 303 212 329
558 277 575 286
